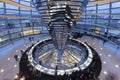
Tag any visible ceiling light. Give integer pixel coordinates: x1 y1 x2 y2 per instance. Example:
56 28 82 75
0 69 4 73
103 61 106 64
103 71 107 75
18 56 20 59
99 53 102 56
100 48 103 50
64 2 67 5
115 65 119 68
7 58 11 61
20 77 25 80
14 65 17 68
16 50 18 52
14 75 18 79
108 54 111 57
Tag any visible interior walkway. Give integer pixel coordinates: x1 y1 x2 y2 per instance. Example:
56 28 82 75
0 34 120 80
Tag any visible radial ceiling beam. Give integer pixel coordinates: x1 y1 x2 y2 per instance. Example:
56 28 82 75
0 0 119 10
88 0 119 5
83 13 120 16
0 0 35 10
0 14 39 20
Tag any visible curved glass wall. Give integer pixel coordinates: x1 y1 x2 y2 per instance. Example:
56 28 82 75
0 1 48 47
0 0 120 48
76 1 120 47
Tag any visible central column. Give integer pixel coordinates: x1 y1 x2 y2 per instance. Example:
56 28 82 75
32 0 90 63
48 5 74 61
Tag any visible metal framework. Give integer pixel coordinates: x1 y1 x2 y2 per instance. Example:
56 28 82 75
32 0 89 61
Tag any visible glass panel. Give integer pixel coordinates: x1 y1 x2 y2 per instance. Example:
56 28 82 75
98 4 109 9
112 2 120 8
11 32 21 39
12 0 19 3
98 9 109 14
0 20 7 29
111 16 120 19
111 8 120 14
0 9 4 14
0 34 10 42
97 19 108 25
6 10 19 14
20 7 30 10
20 1 30 6
110 20 120 29
32 11 39 15
0 2 4 8
33 27 43 34
87 6 96 11
21 11 31 15
6 4 18 9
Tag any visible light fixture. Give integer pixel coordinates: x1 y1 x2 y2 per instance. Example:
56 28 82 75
56 2 59 6
0 38 2 42
7 58 11 61
99 53 102 56
20 77 25 80
108 54 111 57
0 69 4 73
64 2 67 5
16 50 18 52
18 56 20 59
100 48 103 50
14 65 17 68
103 71 107 75
103 61 106 64
115 64 119 68
14 75 18 79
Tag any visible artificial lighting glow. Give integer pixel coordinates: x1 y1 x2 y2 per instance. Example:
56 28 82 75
14 65 17 67
95 27 100 33
115 65 119 68
77 7 80 12
16 50 18 52
0 38 2 42
99 53 102 56
64 2 67 5
0 69 4 73
56 2 59 6
14 75 18 79
100 48 103 50
24 45 26 46
103 61 106 64
108 54 111 57
103 71 107 75
20 77 25 80
18 56 20 59
23 30 39 36
7 58 11 61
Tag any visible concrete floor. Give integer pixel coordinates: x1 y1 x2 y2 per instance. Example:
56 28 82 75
0 34 120 80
